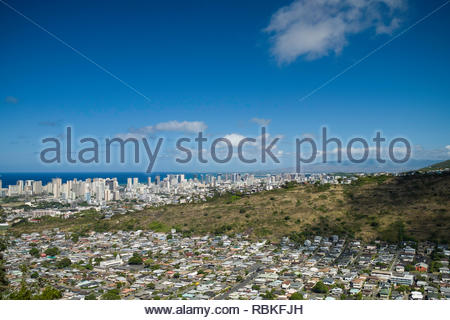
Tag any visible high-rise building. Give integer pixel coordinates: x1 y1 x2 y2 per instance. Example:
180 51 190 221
106 180 115 191
8 185 20 196
32 181 42 195
96 185 104 201
104 189 111 202
17 180 24 194
52 178 62 198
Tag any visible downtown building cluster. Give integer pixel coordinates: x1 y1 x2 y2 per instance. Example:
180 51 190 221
0 173 355 206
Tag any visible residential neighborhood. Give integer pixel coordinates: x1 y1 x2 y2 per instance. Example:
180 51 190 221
2 229 449 300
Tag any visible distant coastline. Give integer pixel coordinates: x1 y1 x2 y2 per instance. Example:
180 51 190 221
0 172 203 187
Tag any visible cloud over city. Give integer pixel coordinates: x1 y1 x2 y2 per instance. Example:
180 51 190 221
265 0 406 64
130 120 208 135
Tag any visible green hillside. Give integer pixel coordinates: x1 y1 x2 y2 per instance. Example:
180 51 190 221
421 159 450 171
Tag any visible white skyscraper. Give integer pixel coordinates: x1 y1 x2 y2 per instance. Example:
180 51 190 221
32 181 42 195
104 189 111 202
17 180 24 194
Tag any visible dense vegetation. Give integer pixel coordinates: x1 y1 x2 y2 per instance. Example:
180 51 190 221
0 238 63 300
0 239 8 298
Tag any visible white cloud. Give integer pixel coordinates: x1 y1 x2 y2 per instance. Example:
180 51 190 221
376 17 400 34
251 118 271 126
265 0 406 64
223 133 248 147
115 132 146 140
219 132 284 159
132 120 207 134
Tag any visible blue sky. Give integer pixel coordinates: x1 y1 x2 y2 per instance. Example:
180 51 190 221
0 0 449 172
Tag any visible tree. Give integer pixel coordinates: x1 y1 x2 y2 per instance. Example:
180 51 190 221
396 285 410 293
1 240 10 297
289 292 304 300
0 262 9 288
102 289 121 300
36 286 62 300
430 261 443 273
312 281 329 294
94 257 103 265
405 264 415 272
261 289 276 300
29 247 40 258
128 253 143 265
0 239 6 252
56 258 72 269
9 283 32 300
71 233 79 243
430 249 445 261
44 247 59 256
19 264 28 274
84 293 97 300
